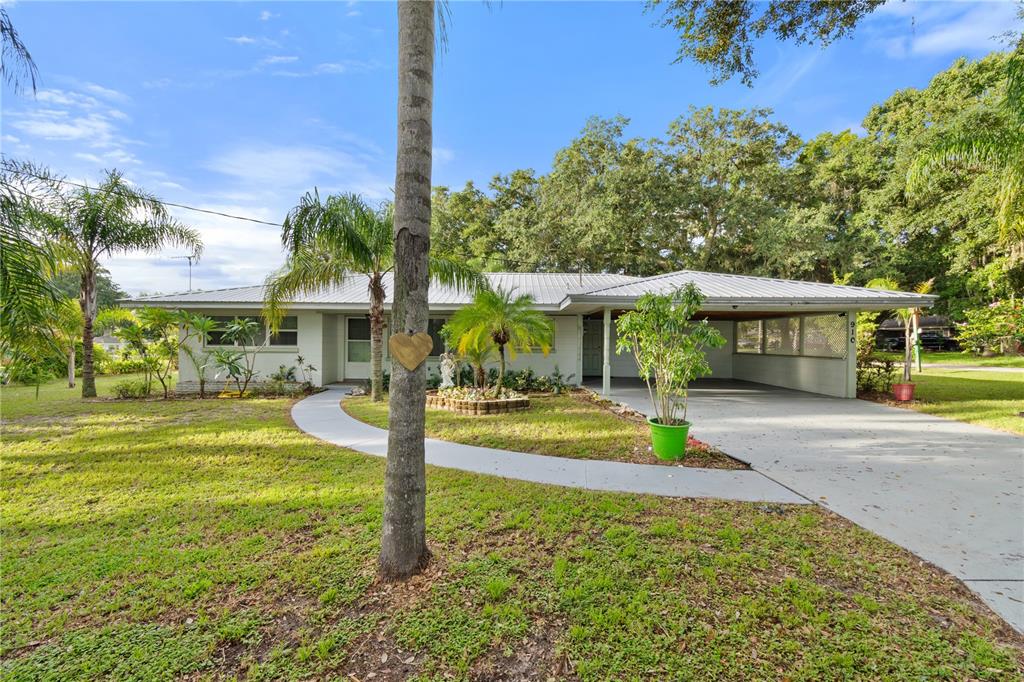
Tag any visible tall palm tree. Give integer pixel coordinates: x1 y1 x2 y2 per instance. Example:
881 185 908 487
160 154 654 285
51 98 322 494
907 45 1024 254
263 191 483 402
379 0 438 582
867 277 934 383
42 169 202 397
444 286 555 393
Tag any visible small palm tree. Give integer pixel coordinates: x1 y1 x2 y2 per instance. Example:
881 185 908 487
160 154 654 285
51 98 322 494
867 277 934 383
41 169 202 397
444 286 554 393
907 45 1024 254
263 191 484 402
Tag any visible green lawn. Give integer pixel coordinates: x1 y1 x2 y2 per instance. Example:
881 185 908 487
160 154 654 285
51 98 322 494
2 379 1022 680
899 370 1024 435
877 351 1024 368
345 392 741 468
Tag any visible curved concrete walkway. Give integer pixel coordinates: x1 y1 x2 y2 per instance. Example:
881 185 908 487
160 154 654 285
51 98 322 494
291 385 807 504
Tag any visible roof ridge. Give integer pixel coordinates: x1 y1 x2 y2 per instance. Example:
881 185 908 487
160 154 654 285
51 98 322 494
131 283 266 300
686 270 933 295
581 268 928 297
580 269 688 295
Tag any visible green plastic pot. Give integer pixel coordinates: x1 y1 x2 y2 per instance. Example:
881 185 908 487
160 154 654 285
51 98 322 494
648 418 690 461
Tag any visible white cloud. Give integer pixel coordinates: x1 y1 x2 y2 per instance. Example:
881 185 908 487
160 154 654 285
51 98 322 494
226 35 280 48
36 89 99 108
261 55 299 65
204 144 390 199
7 83 140 168
11 113 114 142
1 134 20 144
432 146 455 164
313 60 377 75
258 10 277 21
911 3 1018 56
868 1 1019 59
81 82 131 103
142 77 173 89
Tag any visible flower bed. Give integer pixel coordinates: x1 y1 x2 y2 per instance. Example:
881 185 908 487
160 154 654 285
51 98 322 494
426 386 530 415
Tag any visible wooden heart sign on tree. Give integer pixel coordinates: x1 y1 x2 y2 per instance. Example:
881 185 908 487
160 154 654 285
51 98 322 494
388 332 433 371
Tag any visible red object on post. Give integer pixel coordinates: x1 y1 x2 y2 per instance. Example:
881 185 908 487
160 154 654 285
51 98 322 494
892 383 915 402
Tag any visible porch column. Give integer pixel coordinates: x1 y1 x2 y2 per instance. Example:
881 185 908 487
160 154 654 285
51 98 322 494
602 307 611 395
575 314 584 386
845 310 857 399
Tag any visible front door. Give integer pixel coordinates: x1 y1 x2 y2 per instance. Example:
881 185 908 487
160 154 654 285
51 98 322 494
582 319 603 376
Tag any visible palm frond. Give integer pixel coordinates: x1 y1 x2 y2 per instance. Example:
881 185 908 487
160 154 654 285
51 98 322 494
996 163 1024 244
1006 30 1024 121
906 130 1017 194
0 8 38 94
262 240 350 330
282 191 377 269
428 253 488 293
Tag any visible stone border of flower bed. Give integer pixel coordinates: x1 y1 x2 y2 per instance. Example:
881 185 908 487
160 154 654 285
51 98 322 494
425 392 530 415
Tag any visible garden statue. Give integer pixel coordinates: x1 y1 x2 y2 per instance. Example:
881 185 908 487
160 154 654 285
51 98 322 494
439 351 457 388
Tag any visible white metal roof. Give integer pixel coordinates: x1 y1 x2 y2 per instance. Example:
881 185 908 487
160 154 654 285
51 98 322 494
128 269 935 311
129 272 640 309
572 270 936 308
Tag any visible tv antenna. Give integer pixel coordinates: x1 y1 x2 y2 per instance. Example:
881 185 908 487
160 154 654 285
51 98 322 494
171 255 196 291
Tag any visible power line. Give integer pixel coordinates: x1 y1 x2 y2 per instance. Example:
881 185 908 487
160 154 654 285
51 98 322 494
4 165 580 273
4 166 285 227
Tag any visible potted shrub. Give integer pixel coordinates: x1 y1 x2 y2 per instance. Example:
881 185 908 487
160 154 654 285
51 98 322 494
615 284 725 461
867 278 933 401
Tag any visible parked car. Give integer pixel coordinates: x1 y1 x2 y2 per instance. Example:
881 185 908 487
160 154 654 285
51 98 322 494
882 332 960 352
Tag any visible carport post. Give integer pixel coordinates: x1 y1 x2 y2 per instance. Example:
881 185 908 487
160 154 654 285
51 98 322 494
845 309 857 398
602 307 611 395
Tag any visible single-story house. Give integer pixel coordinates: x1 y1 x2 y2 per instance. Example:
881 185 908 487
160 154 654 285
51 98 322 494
129 270 935 399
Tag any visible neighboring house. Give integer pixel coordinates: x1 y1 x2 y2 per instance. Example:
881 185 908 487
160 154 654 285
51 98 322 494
876 315 958 351
128 270 935 399
94 334 126 354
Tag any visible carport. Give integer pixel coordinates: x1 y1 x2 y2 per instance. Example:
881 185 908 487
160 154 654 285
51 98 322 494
566 271 935 399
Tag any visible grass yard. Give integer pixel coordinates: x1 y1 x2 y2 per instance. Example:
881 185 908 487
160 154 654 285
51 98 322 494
2 379 1022 680
897 370 1024 434
344 391 743 468
877 351 1024 368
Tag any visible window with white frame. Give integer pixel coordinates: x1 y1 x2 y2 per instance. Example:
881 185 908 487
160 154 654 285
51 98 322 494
347 317 371 362
206 315 298 347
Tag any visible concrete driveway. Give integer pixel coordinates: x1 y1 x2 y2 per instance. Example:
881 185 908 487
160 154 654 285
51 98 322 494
592 378 1024 631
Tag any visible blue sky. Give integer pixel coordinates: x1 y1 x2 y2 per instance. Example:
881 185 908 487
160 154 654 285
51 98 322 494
2 0 1019 294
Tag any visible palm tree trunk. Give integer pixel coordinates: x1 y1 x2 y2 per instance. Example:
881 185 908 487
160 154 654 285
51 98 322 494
903 317 912 383
369 275 386 402
80 268 97 398
380 0 433 582
67 343 75 388
497 344 506 393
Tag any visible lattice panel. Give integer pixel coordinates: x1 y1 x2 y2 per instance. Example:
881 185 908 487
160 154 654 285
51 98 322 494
802 314 848 358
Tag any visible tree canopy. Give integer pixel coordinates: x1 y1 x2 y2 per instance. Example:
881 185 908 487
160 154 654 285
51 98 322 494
431 51 1019 319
